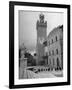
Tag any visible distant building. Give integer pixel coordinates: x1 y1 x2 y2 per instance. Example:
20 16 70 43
47 25 63 70
25 52 36 66
19 43 36 66
36 13 47 65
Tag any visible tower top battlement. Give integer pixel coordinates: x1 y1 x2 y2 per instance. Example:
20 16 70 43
39 13 44 23
36 13 47 30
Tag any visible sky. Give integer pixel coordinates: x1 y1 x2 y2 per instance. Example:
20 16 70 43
19 10 63 54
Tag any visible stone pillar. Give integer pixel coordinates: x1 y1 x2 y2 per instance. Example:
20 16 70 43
19 58 27 79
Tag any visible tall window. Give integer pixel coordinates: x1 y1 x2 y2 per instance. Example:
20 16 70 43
56 36 57 41
52 39 53 43
56 49 58 54
57 58 60 67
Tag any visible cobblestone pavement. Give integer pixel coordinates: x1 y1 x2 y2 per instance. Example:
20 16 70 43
35 72 56 78
23 70 63 79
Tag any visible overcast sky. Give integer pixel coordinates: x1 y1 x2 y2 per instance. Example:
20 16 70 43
19 10 63 53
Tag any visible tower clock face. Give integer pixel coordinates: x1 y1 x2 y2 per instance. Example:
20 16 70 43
38 37 44 44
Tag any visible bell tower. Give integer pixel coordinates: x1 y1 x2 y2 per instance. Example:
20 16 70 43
36 13 47 65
